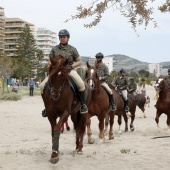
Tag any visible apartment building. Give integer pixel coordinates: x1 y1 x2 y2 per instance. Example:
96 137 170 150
4 18 34 58
35 28 57 62
148 63 161 77
0 7 5 55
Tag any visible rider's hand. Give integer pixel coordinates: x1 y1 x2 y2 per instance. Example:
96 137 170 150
119 87 123 90
99 77 102 80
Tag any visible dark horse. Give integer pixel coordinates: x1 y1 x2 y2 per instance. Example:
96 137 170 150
155 78 170 128
42 56 91 164
85 62 125 141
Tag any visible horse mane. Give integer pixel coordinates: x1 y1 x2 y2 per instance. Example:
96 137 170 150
48 55 68 79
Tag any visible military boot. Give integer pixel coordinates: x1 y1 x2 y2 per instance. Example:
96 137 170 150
78 90 88 114
125 100 129 112
41 94 47 117
109 94 116 111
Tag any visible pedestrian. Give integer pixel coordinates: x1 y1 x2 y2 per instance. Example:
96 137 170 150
29 78 35 96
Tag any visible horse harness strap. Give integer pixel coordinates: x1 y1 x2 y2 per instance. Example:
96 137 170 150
48 78 65 101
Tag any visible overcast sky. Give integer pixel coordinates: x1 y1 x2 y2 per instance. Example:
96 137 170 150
1 0 170 63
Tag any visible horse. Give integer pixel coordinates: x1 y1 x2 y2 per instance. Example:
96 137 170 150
42 56 91 164
85 62 125 141
155 78 170 128
135 93 147 118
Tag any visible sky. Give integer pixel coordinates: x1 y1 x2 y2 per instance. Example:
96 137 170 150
1 0 170 63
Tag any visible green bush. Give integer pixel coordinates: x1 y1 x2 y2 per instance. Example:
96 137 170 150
0 92 21 101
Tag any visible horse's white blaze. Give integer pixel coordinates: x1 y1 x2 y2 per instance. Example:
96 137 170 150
89 69 94 86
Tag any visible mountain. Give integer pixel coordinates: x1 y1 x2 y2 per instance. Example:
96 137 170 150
107 54 149 72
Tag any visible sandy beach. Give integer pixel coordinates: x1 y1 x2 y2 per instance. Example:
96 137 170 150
0 85 170 170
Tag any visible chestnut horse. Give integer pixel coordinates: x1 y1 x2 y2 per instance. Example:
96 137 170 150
42 56 91 164
85 62 125 142
155 78 170 128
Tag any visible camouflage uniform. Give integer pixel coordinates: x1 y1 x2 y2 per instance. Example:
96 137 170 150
40 44 85 92
166 75 170 92
128 82 137 95
115 75 129 111
95 62 116 111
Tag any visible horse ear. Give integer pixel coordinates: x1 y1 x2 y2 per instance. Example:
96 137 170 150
86 61 91 68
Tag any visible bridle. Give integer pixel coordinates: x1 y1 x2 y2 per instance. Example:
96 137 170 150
48 64 67 101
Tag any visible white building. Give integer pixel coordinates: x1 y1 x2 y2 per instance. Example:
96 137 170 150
88 56 113 73
148 63 161 77
35 28 57 61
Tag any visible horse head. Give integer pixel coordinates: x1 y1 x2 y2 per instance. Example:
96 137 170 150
156 77 169 92
85 61 99 90
49 55 69 79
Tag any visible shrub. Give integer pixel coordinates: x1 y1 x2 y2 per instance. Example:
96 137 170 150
0 92 21 101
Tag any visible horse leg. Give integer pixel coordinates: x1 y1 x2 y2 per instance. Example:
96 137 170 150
130 110 135 131
60 124 64 133
109 111 115 140
122 112 128 132
98 116 105 142
86 114 95 144
49 113 69 164
166 114 170 129
117 113 122 134
104 114 109 135
75 112 87 153
155 110 162 128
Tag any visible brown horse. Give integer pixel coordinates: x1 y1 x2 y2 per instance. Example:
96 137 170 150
86 62 125 141
135 93 147 118
155 78 170 128
42 56 91 164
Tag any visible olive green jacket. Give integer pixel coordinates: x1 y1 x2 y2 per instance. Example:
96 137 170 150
166 75 170 91
95 62 109 82
115 76 128 90
49 44 81 66
128 82 137 93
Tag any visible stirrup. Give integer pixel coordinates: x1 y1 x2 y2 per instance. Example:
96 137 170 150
42 109 47 117
80 104 88 114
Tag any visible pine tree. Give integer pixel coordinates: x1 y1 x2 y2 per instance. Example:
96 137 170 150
16 24 38 78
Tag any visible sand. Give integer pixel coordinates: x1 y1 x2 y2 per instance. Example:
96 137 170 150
0 85 170 170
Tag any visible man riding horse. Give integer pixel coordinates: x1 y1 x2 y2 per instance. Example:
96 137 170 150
40 29 88 117
115 69 129 112
95 52 116 111
166 68 170 92
128 77 137 95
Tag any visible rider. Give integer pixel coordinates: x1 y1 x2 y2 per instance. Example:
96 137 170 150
115 69 129 112
128 77 137 95
166 68 170 92
95 52 116 111
40 29 88 117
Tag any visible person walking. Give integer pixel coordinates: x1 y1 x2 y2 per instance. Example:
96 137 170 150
29 78 35 96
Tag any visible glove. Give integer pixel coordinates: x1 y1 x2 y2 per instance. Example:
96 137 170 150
99 77 103 80
68 65 73 73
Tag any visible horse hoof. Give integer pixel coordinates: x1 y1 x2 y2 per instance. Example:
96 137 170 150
130 127 135 131
88 138 95 144
49 157 59 164
76 150 83 155
109 135 114 140
118 130 122 134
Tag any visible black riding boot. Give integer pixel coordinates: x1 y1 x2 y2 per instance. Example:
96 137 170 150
79 90 88 114
41 94 47 117
109 94 116 111
125 100 129 112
